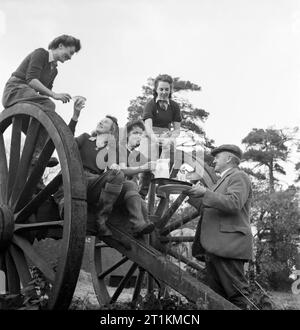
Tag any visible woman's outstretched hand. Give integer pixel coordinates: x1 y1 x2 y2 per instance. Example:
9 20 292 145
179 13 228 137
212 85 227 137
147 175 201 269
72 97 86 121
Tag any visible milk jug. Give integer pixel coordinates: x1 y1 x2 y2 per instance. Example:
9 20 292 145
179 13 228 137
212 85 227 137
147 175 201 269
154 158 170 178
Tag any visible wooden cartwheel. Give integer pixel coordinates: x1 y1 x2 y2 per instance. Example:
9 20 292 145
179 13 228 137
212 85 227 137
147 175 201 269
87 148 240 310
0 102 87 309
0 103 239 309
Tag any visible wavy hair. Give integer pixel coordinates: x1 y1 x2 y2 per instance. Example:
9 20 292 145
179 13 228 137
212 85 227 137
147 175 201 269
48 35 81 52
91 115 119 162
153 74 173 99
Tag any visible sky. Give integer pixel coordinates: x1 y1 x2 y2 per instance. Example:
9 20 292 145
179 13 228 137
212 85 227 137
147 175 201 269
0 0 300 184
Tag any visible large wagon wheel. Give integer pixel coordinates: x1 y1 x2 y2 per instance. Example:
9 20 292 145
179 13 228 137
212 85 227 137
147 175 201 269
0 103 86 309
86 149 238 309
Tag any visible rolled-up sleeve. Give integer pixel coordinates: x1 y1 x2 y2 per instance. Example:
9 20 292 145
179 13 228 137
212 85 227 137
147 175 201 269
26 49 47 83
172 101 182 122
142 99 155 121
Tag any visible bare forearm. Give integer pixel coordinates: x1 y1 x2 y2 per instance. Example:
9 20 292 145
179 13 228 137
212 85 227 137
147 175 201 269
120 165 148 176
28 79 54 97
144 119 156 140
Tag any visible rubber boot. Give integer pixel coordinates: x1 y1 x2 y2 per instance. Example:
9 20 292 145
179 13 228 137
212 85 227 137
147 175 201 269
96 182 123 237
124 190 155 237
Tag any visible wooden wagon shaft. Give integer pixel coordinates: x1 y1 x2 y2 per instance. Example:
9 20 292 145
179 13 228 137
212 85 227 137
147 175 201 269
165 247 205 272
160 210 199 235
103 225 239 310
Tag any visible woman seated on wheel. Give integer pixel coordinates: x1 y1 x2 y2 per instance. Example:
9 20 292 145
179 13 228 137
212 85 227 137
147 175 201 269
56 99 155 238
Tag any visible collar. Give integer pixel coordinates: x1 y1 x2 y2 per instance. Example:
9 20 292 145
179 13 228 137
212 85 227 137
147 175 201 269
156 98 170 105
48 50 55 63
220 167 233 178
89 136 96 141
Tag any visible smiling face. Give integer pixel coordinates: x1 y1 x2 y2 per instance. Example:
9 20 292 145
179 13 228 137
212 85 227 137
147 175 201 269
55 44 76 63
127 126 144 148
96 117 114 134
156 81 171 100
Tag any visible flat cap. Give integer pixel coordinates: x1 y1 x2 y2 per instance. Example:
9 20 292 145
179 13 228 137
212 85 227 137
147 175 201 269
211 144 243 159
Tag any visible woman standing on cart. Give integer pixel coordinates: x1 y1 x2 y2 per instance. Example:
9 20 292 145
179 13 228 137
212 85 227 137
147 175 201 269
140 74 182 197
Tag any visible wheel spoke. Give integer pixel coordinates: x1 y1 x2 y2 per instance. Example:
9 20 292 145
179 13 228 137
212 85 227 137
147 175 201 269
0 134 8 204
4 251 21 294
12 235 55 283
10 118 41 209
160 236 195 243
148 182 156 215
154 197 169 218
155 193 186 229
98 256 129 279
160 210 199 236
166 247 205 272
14 221 63 233
110 262 138 304
132 267 145 305
15 174 62 223
7 117 22 201
14 139 55 213
9 244 32 288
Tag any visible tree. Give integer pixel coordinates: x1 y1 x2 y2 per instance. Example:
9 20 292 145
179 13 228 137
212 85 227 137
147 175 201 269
241 127 300 290
127 77 214 149
241 128 298 192
251 187 300 290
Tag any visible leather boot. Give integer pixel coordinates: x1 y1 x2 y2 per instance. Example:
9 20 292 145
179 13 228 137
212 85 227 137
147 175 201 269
96 182 123 237
124 190 155 237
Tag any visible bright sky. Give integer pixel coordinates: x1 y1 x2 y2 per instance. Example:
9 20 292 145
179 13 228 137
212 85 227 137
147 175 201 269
0 0 300 183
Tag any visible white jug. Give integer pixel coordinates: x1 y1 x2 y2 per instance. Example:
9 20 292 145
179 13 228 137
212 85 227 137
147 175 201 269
154 158 170 178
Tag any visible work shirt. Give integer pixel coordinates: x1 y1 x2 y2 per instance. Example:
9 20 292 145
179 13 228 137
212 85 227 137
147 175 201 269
12 48 58 89
142 98 182 129
69 120 109 175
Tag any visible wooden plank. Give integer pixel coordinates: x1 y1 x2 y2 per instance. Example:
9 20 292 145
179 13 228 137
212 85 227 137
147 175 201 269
12 235 55 283
10 118 41 209
102 225 239 310
0 134 8 204
7 117 22 201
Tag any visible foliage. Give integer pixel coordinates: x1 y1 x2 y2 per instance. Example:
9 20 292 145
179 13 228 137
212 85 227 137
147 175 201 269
242 127 298 191
250 186 300 290
99 290 203 310
0 266 51 310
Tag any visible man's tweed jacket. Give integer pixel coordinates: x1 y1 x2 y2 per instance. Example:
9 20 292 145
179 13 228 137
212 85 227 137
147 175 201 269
200 167 253 260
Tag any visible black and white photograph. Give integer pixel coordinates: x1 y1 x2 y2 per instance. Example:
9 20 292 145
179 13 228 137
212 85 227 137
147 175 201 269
0 0 299 316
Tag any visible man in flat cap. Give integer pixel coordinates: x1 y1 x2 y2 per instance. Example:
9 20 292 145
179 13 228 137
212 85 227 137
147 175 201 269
185 144 253 309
